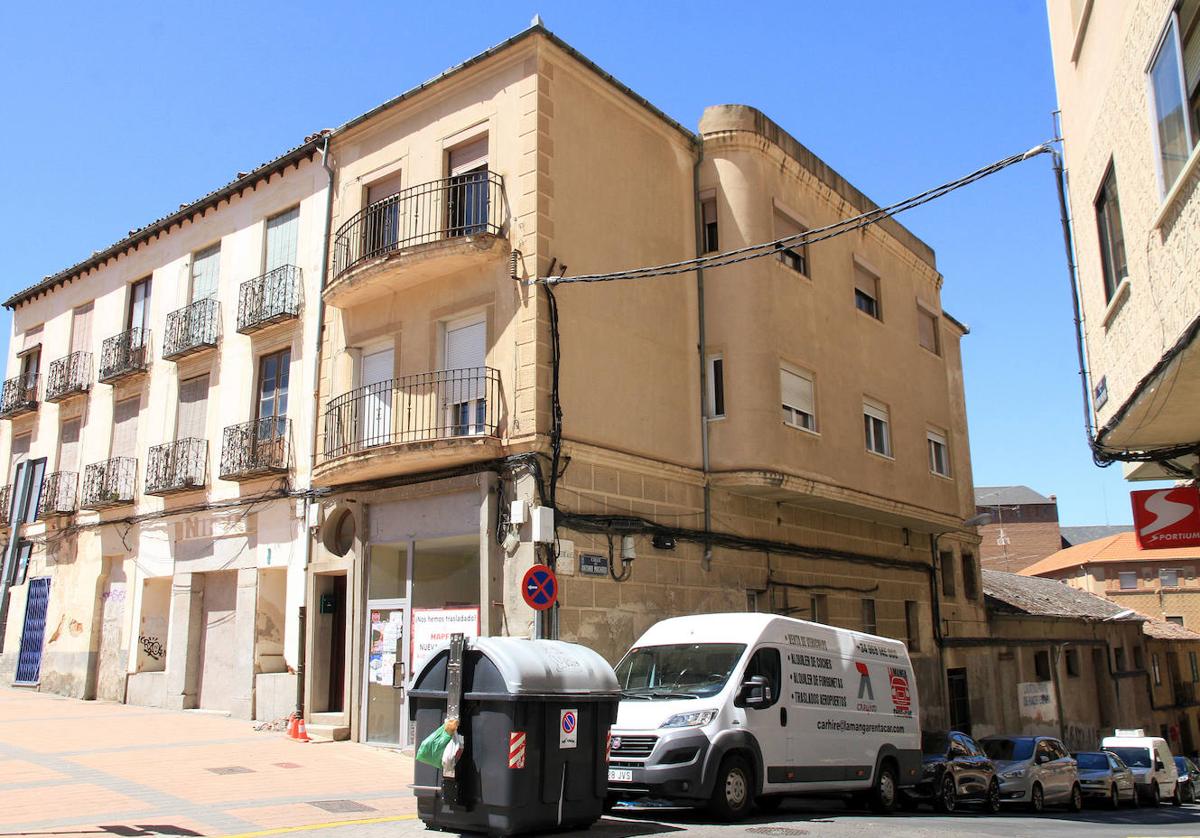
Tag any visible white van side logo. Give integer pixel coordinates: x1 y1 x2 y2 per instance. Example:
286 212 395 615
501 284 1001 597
855 662 874 700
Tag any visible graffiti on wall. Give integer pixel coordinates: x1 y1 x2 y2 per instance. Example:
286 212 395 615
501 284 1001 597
139 636 165 660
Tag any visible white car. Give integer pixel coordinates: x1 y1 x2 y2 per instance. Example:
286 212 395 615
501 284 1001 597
606 613 921 820
980 735 1082 812
1101 732 1180 805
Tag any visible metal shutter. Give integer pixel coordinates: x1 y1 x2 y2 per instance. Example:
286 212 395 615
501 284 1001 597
265 207 300 272
191 245 221 302
176 375 209 440
111 397 140 459
71 304 93 354
58 418 81 474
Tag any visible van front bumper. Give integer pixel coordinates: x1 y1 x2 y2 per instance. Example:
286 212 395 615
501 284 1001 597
607 729 711 802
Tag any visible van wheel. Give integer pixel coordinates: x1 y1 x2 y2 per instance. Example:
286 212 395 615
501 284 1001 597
870 762 899 814
984 778 1001 814
1069 783 1083 813
1028 783 1044 813
708 754 754 821
934 774 957 814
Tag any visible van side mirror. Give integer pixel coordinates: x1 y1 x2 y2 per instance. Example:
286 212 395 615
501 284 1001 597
737 675 771 709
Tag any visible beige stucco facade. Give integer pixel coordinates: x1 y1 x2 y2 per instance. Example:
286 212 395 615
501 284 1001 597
0 148 329 720
1047 0 1200 476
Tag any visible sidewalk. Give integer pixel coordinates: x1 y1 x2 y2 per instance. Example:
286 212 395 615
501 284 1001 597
0 686 415 836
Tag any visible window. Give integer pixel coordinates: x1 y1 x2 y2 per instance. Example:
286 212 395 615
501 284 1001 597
1119 571 1138 590
774 210 808 275
1034 650 1051 681
1094 165 1128 300
265 206 300 272
127 277 151 332
444 316 487 436
780 366 816 431
18 346 40 390
701 197 719 254
707 355 725 419
70 303 94 355
190 244 220 301
941 550 956 598
854 263 881 319
961 552 979 600
1190 651 1198 682
918 307 940 355
257 350 291 420
1160 568 1181 587
928 429 951 477
1168 615 1186 625
810 594 827 624
176 375 210 440
1153 653 1162 685
861 598 877 634
5 456 47 582
1147 5 1199 195
1134 645 1146 670
58 418 81 475
742 646 782 708
447 136 489 236
111 396 140 460
905 600 921 652
1065 648 1080 677
1115 647 1127 671
863 398 891 457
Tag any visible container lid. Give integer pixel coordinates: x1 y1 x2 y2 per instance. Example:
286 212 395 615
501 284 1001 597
415 636 619 695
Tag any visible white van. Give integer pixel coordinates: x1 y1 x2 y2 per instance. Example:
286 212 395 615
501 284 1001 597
1101 731 1180 805
607 613 921 819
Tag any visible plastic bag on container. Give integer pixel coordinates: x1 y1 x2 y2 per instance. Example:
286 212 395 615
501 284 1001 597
416 724 453 768
442 732 465 777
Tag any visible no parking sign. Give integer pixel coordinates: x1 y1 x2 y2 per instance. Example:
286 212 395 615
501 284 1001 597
522 565 558 611
559 708 578 749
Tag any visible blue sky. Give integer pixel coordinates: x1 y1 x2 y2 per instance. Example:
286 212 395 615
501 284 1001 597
0 1 1157 525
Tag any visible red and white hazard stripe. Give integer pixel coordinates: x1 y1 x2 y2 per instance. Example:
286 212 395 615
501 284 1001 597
508 731 526 769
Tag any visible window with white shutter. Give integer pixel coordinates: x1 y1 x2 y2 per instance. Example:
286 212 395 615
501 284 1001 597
774 210 808 275
176 375 210 440
190 245 220 302
58 418 81 474
111 397 140 459
71 304 94 354
780 366 816 432
265 207 300 272
444 316 487 435
864 398 891 457
854 264 881 319
927 428 951 476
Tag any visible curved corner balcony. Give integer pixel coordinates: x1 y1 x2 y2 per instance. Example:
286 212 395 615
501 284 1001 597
324 171 507 308
314 367 503 486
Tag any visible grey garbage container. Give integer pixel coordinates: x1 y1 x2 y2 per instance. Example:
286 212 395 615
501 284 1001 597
410 637 619 836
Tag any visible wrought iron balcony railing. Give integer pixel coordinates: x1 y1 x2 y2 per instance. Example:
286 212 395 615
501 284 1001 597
0 484 10 526
81 457 137 509
145 438 208 495
99 328 151 383
163 298 220 360
0 374 38 418
45 352 92 402
322 367 500 460
36 471 77 518
237 264 301 334
220 417 290 480
331 171 504 282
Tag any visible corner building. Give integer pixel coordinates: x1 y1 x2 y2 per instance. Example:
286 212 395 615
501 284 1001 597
308 26 987 745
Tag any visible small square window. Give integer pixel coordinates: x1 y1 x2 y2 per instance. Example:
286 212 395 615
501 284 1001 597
774 210 808 276
918 307 941 355
701 197 719 254
1065 649 1080 677
854 264 881 320
707 355 725 419
863 398 891 457
928 429 951 477
940 550 956 598
1119 571 1138 590
1167 615 1185 625
861 598 877 635
810 594 828 624
781 366 816 432
1034 650 1051 681
1152 653 1162 685
1160 568 1181 588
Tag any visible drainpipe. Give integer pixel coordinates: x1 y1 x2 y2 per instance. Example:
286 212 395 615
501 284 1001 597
296 130 336 721
692 140 713 571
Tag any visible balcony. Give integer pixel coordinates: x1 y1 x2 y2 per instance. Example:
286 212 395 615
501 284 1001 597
0 484 10 526
36 472 77 519
220 417 290 480
325 171 507 308
163 298 219 361
238 265 301 334
0 375 38 419
145 439 208 496
45 352 92 403
81 457 137 509
99 328 151 383
315 367 502 486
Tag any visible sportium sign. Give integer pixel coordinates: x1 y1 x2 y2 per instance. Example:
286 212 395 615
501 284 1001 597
1131 487 1200 549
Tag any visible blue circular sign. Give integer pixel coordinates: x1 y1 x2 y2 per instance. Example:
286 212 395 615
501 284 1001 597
522 565 558 611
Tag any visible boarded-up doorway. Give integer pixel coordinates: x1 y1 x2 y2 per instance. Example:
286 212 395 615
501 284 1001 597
197 571 237 712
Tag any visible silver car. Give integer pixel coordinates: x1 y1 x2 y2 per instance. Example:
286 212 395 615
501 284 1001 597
1074 751 1137 807
980 735 1082 812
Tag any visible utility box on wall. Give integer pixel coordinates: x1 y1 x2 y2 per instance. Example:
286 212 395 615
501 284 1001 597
530 506 555 543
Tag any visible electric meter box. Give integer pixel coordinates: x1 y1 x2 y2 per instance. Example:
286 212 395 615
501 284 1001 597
530 506 555 543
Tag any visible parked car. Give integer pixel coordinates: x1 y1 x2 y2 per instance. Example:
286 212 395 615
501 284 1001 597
902 731 1000 813
980 735 1082 813
1174 756 1198 804
1073 751 1137 808
1101 732 1180 805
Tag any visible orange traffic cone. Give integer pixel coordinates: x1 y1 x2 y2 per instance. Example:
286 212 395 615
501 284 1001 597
286 714 299 740
294 715 312 743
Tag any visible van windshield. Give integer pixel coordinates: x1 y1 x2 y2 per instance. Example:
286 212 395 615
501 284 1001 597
1107 747 1152 768
981 737 1035 762
615 643 746 699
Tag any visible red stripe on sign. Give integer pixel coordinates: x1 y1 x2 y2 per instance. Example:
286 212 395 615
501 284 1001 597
508 731 526 769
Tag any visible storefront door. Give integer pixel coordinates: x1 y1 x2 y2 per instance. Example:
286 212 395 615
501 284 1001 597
362 544 409 747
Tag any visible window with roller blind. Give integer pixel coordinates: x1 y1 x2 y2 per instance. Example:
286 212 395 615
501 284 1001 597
190 245 220 301
444 315 487 435
176 375 210 440
773 209 809 276
58 418 81 474
264 207 300 272
1147 0 1200 196
447 137 489 237
863 398 892 457
780 365 816 432
854 263 882 320
111 396 140 460
70 303 93 355
917 306 941 355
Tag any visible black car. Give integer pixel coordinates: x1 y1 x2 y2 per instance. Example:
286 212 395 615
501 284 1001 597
903 731 1001 813
1174 756 1199 804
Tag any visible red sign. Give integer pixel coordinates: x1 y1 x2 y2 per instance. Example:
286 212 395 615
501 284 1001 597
521 565 558 611
1131 487 1200 549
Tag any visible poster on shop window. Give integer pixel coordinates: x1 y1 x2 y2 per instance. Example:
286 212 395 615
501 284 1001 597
368 611 405 686
410 607 481 681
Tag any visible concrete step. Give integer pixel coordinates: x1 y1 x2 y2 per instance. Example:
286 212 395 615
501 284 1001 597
305 723 350 741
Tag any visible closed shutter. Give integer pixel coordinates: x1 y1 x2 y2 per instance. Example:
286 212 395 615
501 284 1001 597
445 319 486 371
918 308 939 354
367 173 404 206
855 264 879 299
1184 0 1200 96
10 433 31 486
176 375 209 440
71 304 94 354
191 245 220 301
59 418 81 473
22 325 42 353
780 368 814 415
265 207 300 272
111 397 140 459
449 138 488 175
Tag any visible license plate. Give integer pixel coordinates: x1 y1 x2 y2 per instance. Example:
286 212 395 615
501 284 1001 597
608 768 633 783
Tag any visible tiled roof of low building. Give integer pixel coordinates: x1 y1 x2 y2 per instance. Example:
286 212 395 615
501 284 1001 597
1143 619 1200 641
1022 532 1200 577
1061 525 1132 547
983 569 1137 621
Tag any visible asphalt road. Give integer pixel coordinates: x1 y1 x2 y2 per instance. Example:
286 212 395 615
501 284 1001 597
293 798 1200 838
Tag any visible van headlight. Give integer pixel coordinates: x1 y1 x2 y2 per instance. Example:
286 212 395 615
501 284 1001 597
660 709 717 728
